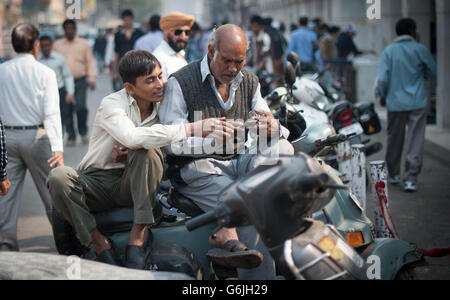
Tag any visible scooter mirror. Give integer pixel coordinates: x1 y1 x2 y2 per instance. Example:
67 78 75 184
285 62 297 87
287 52 302 76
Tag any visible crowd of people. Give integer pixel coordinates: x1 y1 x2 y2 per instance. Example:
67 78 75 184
0 8 436 280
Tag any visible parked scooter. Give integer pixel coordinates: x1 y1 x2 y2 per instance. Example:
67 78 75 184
50 63 419 281
51 185 218 279
186 153 423 280
284 52 383 157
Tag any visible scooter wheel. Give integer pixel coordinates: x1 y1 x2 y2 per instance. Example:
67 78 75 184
395 267 417 280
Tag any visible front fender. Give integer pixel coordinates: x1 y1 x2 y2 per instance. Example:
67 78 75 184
359 238 423 280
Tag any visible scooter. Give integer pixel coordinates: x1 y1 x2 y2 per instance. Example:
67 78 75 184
284 52 383 157
50 63 420 280
186 153 423 280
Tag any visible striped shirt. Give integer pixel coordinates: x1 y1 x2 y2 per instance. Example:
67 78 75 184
0 118 7 181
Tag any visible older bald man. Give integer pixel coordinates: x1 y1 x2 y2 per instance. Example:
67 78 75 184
153 12 194 81
159 24 294 279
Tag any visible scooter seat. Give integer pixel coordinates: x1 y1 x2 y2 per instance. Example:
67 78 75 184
167 188 205 218
94 208 135 235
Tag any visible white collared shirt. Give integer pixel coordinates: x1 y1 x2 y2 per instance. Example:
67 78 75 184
153 40 188 81
38 51 75 94
158 55 289 153
0 53 63 152
78 89 186 171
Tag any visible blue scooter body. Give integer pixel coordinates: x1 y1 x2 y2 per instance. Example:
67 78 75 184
313 163 423 279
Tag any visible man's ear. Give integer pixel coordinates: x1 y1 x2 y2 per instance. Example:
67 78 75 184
207 45 214 60
124 82 135 96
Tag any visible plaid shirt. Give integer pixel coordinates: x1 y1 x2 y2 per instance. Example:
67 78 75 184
0 118 7 181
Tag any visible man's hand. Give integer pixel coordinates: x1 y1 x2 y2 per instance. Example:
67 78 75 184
380 98 386 107
66 93 75 104
185 117 236 139
48 151 64 168
252 109 280 138
88 78 96 91
112 145 128 163
0 179 11 196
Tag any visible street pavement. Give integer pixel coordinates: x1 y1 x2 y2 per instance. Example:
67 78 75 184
15 74 450 279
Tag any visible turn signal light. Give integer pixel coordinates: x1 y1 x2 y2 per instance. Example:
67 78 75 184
346 232 364 247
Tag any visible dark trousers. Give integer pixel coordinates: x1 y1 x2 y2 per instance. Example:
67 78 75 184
64 77 88 141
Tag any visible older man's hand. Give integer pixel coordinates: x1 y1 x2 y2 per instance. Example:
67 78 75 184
185 117 237 139
252 109 280 138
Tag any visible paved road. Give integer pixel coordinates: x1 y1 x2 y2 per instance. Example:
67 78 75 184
16 74 450 279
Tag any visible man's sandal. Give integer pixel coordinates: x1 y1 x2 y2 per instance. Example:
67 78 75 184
207 240 263 269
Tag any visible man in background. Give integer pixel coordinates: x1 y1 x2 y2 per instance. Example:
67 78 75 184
134 14 163 54
113 9 144 91
153 12 194 81
285 17 318 72
39 35 75 143
0 23 64 251
376 18 436 192
54 19 97 146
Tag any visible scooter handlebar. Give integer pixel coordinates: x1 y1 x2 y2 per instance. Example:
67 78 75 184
185 210 217 232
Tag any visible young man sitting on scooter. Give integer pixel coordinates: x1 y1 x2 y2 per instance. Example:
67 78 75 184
47 50 231 269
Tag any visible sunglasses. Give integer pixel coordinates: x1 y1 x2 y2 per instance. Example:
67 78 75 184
174 29 191 36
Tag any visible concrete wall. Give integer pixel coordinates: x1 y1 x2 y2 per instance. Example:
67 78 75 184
436 0 450 129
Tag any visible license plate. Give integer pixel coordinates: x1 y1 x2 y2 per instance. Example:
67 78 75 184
339 122 364 136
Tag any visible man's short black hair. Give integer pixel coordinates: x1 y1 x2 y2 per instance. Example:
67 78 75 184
149 14 161 31
63 19 77 29
299 17 309 27
250 15 264 25
39 35 53 43
329 26 340 34
11 23 39 53
119 50 161 85
121 9 134 19
396 18 417 36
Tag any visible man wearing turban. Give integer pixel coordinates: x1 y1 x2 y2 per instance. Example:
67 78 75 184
153 12 195 81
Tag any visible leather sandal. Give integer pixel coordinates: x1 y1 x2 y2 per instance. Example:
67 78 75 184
124 228 154 270
207 240 263 269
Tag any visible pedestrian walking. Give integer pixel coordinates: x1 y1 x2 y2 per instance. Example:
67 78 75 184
112 9 144 91
38 35 75 142
336 24 375 59
0 23 64 251
134 14 164 54
375 18 437 192
247 15 273 73
185 22 208 63
285 17 318 72
94 29 107 74
53 19 97 146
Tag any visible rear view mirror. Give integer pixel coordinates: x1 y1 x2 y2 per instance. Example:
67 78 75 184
285 62 297 88
287 52 302 77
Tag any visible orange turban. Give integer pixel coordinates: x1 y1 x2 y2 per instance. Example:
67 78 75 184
160 12 195 34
